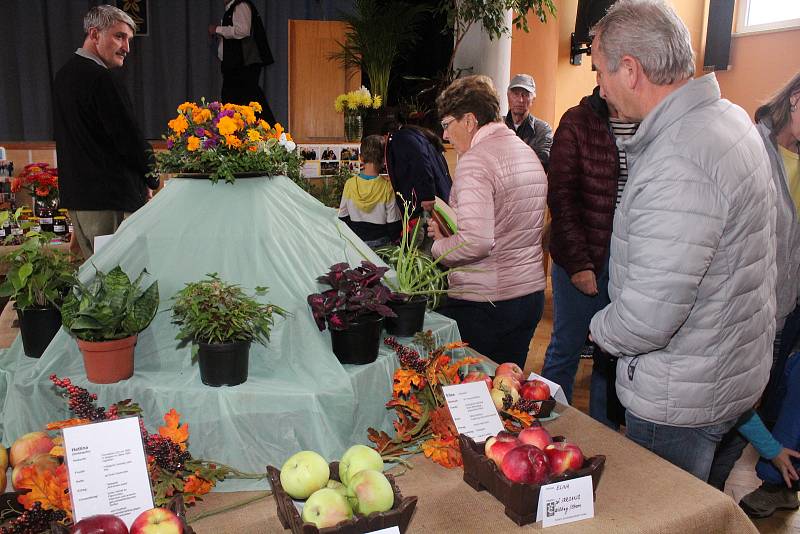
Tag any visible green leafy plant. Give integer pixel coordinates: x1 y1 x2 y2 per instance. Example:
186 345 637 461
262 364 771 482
61 266 159 342
309 163 350 208
376 196 464 309
0 217 77 310
171 273 288 352
331 0 428 101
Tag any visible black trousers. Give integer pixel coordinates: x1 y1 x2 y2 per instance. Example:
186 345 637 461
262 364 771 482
221 64 276 124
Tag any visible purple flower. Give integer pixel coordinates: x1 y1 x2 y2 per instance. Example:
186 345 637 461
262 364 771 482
209 101 221 111
166 139 174 149
195 128 206 137
202 138 218 149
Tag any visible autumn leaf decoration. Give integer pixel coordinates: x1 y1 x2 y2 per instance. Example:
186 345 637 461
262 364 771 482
159 408 190 450
16 464 72 519
370 332 548 469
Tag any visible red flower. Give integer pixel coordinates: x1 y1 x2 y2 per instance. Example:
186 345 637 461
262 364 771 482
35 186 50 197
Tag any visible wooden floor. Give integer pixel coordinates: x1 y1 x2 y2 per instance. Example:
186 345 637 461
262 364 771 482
523 279 800 533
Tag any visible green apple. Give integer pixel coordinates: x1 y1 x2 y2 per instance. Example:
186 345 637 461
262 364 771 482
301 488 353 528
339 444 383 486
346 469 394 515
280 451 330 499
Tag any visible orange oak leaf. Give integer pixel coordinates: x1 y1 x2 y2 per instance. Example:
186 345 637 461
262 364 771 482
444 341 469 350
442 356 482 384
421 436 462 468
392 411 416 440
367 428 393 452
426 354 452 386
16 463 72 519
159 408 189 449
393 368 425 397
182 475 213 503
386 395 423 419
47 418 90 431
503 407 534 428
429 406 458 439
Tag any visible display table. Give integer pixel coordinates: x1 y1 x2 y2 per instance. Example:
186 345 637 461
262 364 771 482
184 406 758 533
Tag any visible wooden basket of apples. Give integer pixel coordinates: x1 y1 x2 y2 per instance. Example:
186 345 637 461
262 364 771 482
479 363 556 419
459 424 605 526
267 445 417 533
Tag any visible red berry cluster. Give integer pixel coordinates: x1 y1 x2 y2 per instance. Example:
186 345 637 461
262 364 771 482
0 501 67 533
144 433 191 473
384 336 428 373
514 398 542 414
49 375 106 421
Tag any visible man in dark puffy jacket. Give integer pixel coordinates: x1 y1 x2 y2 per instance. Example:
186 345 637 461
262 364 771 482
540 86 638 428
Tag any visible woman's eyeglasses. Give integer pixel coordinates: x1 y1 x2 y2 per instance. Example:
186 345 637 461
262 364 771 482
441 118 456 131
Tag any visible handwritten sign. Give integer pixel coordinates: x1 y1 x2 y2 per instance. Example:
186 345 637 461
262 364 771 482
442 381 505 443
63 417 154 528
527 372 569 406
536 475 595 527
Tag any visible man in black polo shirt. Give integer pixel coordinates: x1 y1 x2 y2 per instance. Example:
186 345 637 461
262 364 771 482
52 5 158 258
505 73 554 172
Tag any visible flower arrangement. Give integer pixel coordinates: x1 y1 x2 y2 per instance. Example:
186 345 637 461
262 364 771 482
151 100 305 186
0 375 261 532
12 163 58 204
307 261 396 331
334 86 382 116
368 333 543 469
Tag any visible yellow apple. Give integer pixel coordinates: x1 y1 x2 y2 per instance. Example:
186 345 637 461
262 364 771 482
9 431 55 466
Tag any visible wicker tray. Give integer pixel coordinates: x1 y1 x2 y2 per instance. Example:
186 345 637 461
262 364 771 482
459 434 605 526
267 461 417 534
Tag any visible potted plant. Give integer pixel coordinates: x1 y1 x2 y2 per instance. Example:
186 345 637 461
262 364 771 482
171 273 288 387
11 162 59 219
376 197 464 336
0 219 77 358
307 261 396 364
60 265 159 384
334 86 382 142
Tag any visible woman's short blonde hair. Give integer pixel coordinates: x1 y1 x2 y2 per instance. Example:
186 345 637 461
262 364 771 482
436 75 500 127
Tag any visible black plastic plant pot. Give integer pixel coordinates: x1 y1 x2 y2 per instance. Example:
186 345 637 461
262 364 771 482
197 340 251 387
16 306 62 358
386 296 428 337
329 314 384 365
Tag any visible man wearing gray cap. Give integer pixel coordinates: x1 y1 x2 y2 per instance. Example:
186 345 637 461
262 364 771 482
505 73 553 171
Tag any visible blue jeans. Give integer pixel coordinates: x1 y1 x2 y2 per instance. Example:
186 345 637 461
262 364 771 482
625 411 738 482
540 262 616 428
438 291 544 369
760 305 800 424
757 353 800 487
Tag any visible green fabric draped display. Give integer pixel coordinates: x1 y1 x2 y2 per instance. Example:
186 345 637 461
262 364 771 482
0 176 468 491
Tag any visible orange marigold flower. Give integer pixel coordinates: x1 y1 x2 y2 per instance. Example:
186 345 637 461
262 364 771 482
225 135 242 148
274 122 284 135
248 145 258 152
258 119 270 130
177 102 196 113
240 108 256 125
187 136 201 151
249 101 262 113
285 133 293 142
192 108 212 124
217 116 238 136
168 114 189 135
246 129 262 142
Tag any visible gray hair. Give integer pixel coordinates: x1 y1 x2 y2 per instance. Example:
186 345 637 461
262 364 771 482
84 5 137 34
590 0 694 85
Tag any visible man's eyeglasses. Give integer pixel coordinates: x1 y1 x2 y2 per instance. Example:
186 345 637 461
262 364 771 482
441 118 456 131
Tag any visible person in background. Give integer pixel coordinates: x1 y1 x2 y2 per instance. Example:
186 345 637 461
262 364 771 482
708 72 800 497
505 74 553 171
385 124 452 218
209 0 276 124
338 135 401 249
588 0 776 482
540 86 638 429
53 5 158 259
428 75 547 369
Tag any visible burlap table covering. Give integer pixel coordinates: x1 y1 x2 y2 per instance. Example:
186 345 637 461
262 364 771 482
185 406 757 533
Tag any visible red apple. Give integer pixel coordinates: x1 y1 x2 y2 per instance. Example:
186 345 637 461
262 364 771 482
518 424 553 451
545 442 585 475
500 445 551 484
495 362 523 383
484 432 522 466
129 508 183 534
520 379 551 401
463 371 493 391
493 375 521 394
9 431 55 466
71 514 129 534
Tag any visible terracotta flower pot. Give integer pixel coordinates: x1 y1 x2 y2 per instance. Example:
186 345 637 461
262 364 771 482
77 335 137 384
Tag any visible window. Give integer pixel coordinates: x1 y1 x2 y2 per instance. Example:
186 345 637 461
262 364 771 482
737 0 800 33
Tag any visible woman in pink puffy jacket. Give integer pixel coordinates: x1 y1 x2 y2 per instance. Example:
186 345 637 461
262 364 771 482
428 75 548 368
